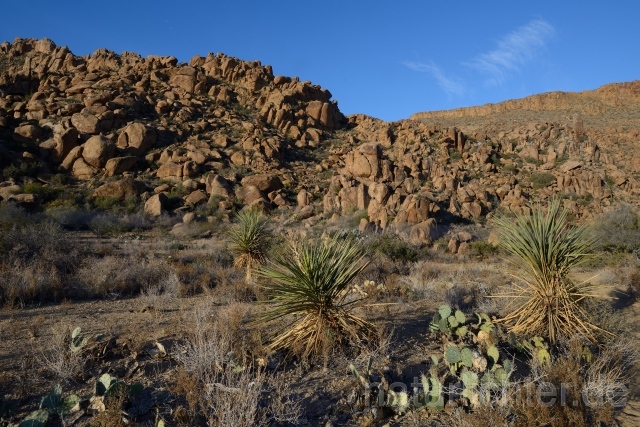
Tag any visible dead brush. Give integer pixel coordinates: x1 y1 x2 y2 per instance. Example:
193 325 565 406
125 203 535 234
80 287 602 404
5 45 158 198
209 265 255 303
35 325 85 385
74 255 175 298
169 255 223 296
492 199 610 343
172 301 301 426
139 270 180 312
403 260 506 310
0 259 64 305
582 339 637 410
174 301 252 378
201 364 303 427
201 364 266 427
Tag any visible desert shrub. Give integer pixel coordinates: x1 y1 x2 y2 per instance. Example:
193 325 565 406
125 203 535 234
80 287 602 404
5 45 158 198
0 259 64 304
92 196 121 211
73 256 175 298
36 325 85 384
0 202 28 230
403 261 503 309
208 266 253 304
44 189 89 211
592 204 640 254
502 163 517 172
0 215 71 266
344 208 369 228
471 240 499 259
45 206 94 230
172 303 302 426
2 159 40 180
22 182 62 205
227 208 272 283
524 156 543 166
258 235 378 358
628 270 640 300
0 205 82 304
169 255 227 297
367 233 419 263
492 199 604 343
92 195 140 214
529 172 556 189
88 212 151 236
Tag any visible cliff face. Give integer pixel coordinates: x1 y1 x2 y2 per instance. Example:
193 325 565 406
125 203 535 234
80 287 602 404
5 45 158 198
410 81 640 121
1 37 639 252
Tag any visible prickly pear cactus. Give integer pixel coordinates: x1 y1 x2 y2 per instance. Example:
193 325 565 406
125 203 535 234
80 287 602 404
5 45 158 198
96 373 119 396
460 347 473 368
445 346 461 364
70 327 88 353
486 345 500 368
438 305 452 319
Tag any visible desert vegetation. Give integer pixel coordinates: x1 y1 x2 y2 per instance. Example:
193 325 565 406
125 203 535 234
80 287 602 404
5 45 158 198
0 197 638 427
0 37 639 426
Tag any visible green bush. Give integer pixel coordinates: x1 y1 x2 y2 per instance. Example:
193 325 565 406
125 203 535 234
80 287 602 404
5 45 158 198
92 195 140 213
2 159 40 180
471 241 498 259
529 172 556 189
524 156 543 166
23 182 62 204
368 234 419 263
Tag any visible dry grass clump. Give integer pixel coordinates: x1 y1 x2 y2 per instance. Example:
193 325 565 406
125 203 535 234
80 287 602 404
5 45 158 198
139 270 180 310
258 235 378 358
73 256 176 298
169 252 235 297
492 199 606 343
0 207 78 304
171 301 302 426
36 325 85 385
626 268 640 300
403 260 507 311
1 259 64 306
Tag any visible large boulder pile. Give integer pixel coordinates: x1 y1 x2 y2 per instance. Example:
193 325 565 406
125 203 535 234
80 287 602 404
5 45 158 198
1 37 639 242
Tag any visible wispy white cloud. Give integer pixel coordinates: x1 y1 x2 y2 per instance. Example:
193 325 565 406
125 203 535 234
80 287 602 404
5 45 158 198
464 19 555 86
403 60 465 96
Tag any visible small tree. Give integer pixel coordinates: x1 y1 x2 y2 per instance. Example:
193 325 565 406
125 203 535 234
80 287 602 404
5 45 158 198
227 208 272 284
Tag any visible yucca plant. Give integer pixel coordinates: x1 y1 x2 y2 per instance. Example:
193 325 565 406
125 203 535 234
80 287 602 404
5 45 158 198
257 235 376 358
227 208 272 284
492 199 608 343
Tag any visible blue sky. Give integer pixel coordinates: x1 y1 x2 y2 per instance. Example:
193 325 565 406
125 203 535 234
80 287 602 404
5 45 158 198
1 1 638 122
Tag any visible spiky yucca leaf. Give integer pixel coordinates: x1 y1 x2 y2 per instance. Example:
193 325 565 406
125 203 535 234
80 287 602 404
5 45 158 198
257 235 376 358
492 199 608 343
227 208 271 283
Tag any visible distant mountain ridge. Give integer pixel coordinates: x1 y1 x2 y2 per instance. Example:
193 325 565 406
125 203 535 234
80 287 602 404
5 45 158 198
410 81 640 123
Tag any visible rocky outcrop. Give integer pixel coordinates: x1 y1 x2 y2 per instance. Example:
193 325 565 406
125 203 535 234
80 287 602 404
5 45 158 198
93 177 145 199
1 36 639 244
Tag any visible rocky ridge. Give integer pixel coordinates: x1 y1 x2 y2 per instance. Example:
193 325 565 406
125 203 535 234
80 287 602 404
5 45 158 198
1 37 639 252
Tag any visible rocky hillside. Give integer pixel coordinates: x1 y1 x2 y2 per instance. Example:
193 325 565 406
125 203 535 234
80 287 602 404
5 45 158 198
410 82 640 173
1 37 639 252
